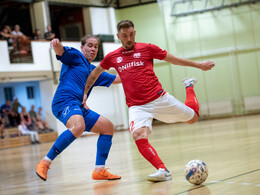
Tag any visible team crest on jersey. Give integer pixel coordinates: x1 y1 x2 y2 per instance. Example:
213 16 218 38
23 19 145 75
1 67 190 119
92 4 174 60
133 53 141 58
117 57 123 63
62 106 70 117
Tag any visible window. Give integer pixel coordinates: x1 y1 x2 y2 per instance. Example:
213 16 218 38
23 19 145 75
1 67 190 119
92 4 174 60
4 87 14 101
26 86 35 99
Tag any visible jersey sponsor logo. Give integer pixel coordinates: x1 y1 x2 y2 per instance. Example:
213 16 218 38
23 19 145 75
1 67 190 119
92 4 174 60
133 53 141 58
118 61 144 72
117 57 123 63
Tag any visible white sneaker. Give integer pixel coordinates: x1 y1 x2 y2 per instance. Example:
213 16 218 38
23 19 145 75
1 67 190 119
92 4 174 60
182 77 197 88
147 168 172 182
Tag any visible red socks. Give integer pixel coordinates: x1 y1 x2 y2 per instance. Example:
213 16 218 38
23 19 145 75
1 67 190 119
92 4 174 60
185 86 199 117
135 138 166 170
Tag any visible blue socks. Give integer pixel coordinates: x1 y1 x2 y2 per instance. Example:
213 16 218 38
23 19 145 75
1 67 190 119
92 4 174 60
96 134 113 166
46 130 112 167
47 130 76 160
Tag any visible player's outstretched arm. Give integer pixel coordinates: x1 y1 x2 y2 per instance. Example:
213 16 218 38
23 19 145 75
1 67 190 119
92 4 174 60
82 65 105 105
164 53 215 71
50 38 64 56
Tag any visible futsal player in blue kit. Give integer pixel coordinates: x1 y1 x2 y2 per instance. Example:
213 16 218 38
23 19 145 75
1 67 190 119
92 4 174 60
36 36 121 181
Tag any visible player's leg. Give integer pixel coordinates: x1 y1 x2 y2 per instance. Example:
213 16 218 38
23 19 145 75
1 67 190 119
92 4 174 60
129 106 171 182
83 109 120 180
182 78 199 124
133 127 172 182
36 105 85 181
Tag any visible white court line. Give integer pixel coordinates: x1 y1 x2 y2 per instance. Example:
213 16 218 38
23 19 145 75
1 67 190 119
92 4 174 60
210 181 220 183
240 183 252 185
225 181 236 184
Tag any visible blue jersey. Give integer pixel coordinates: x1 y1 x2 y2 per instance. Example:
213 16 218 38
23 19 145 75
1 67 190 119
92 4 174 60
52 46 116 113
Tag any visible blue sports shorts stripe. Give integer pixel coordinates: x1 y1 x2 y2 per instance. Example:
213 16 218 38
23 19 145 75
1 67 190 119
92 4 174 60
53 104 100 132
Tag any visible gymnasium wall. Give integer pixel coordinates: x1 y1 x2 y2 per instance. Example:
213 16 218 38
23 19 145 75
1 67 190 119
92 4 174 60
0 81 41 112
115 2 260 118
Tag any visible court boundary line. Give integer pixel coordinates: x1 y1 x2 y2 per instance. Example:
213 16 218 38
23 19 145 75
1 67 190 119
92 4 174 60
175 168 260 195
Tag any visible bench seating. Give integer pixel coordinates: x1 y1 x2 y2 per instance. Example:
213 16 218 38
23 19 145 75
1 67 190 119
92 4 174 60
0 127 58 149
0 136 31 149
38 132 58 142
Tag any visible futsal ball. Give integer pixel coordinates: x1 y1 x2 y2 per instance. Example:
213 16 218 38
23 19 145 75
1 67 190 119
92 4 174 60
184 159 208 185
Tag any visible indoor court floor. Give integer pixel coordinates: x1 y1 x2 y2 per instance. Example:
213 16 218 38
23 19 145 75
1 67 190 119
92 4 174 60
0 114 260 195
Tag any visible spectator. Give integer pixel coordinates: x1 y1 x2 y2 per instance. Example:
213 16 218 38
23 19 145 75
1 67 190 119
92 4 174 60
29 105 46 131
44 25 55 40
33 28 43 40
0 115 5 139
12 24 27 40
18 120 40 144
36 107 50 130
0 25 13 46
11 97 22 125
12 24 31 55
0 100 15 127
20 107 33 130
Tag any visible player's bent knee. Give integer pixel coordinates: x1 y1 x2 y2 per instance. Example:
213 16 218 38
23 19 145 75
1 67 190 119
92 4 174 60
133 128 148 141
103 121 114 135
92 117 115 135
70 123 85 138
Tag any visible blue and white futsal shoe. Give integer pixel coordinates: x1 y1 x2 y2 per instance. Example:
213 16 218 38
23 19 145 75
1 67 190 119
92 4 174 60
147 168 172 182
182 77 197 88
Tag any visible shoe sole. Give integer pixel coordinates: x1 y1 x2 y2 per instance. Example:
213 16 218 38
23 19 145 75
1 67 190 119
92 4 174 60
108 177 121 180
147 176 172 182
36 171 46 181
92 177 121 180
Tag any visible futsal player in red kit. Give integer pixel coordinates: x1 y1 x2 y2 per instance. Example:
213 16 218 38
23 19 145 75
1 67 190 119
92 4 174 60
82 20 215 182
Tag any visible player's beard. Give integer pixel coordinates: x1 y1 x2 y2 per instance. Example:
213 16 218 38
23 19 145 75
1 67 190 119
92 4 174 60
125 41 134 50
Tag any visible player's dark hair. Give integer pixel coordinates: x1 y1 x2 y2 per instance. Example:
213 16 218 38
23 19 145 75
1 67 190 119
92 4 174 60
117 20 134 32
81 35 100 46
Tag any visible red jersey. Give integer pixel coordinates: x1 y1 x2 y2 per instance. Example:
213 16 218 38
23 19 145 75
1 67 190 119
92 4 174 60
100 42 167 107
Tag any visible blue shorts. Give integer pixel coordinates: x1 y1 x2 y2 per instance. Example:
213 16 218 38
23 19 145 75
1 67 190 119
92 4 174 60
53 104 100 132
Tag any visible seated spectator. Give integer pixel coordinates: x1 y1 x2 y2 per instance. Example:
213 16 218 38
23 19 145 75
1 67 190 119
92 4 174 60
29 105 46 132
12 24 31 56
0 25 13 46
44 25 55 40
1 100 16 127
33 28 43 40
20 107 33 130
12 24 27 40
11 97 22 125
37 107 51 131
0 115 5 139
18 121 40 144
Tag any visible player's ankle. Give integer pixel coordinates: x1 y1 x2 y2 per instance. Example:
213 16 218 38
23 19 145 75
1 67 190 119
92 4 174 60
95 166 105 172
41 159 51 166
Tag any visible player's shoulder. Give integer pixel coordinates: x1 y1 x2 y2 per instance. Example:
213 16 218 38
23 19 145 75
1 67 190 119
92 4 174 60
135 42 155 50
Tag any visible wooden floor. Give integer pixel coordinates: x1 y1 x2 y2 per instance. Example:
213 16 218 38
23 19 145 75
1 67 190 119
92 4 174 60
0 115 260 195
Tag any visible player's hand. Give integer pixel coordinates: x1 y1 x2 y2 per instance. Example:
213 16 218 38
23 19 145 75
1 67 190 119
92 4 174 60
83 103 89 110
50 38 60 48
82 94 88 108
199 61 215 71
